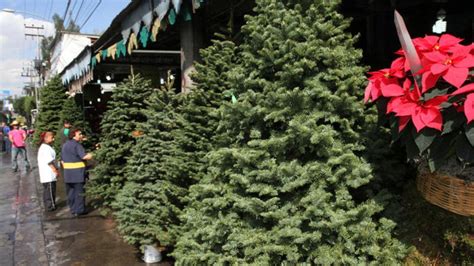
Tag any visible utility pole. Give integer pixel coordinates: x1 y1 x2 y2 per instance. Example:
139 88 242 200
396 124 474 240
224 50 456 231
24 24 45 111
21 64 38 94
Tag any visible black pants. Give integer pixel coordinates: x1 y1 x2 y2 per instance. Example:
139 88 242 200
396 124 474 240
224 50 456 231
65 182 85 214
42 181 56 210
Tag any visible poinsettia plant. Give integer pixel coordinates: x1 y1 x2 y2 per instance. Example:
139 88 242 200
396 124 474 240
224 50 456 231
365 34 474 173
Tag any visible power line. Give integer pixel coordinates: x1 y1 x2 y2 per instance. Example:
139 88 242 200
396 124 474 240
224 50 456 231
70 0 78 15
79 0 102 31
65 0 77 28
62 0 72 22
73 0 85 24
77 0 94 26
66 0 77 26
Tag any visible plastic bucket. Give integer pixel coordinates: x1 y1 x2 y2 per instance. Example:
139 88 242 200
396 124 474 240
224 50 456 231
142 245 162 263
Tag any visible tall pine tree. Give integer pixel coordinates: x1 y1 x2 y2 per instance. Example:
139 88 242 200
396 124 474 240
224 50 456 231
113 41 238 247
113 84 184 247
54 97 91 151
34 76 67 144
174 0 406 264
87 74 154 209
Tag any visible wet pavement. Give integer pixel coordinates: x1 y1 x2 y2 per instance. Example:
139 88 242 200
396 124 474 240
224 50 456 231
0 149 164 266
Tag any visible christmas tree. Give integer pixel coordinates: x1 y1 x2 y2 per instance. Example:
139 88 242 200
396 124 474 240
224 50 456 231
54 97 91 151
113 83 184 247
33 76 67 144
87 74 154 209
174 0 406 264
113 41 238 247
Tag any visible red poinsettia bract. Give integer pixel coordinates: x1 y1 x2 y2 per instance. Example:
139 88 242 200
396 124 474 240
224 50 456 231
413 34 463 54
365 33 474 133
364 57 405 103
422 45 474 89
386 80 447 132
452 83 474 123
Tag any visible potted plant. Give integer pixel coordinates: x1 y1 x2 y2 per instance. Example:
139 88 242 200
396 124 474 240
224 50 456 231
365 32 474 216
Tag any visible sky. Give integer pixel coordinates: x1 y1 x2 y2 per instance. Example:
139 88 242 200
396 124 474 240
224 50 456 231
0 0 130 96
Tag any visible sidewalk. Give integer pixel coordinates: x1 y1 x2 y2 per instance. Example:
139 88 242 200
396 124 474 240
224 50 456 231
0 150 148 265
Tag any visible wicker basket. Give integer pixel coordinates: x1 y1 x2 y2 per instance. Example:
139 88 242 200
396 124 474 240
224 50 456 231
417 172 474 216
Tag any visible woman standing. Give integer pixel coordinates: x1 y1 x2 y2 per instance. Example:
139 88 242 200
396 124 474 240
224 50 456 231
37 131 59 212
61 128 93 216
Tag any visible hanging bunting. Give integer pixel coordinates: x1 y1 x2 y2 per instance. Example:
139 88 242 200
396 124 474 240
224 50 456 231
121 29 131 44
95 53 101 63
140 5 153 30
116 40 127 58
64 0 209 89
168 8 176 25
151 19 161 42
132 23 141 39
171 0 182 14
153 0 170 21
91 56 97 68
121 3 149 42
193 0 204 12
127 32 138 55
182 4 192 21
161 18 168 31
88 1 207 66
108 43 117 59
101 49 108 60
139 26 150 48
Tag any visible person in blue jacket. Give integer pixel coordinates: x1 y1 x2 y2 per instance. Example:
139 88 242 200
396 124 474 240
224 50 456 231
61 128 93 216
1 121 11 153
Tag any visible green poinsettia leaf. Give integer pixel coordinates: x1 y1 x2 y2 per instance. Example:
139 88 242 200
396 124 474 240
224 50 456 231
442 107 465 135
456 134 474 164
429 132 457 159
427 132 457 171
413 128 438 154
465 122 474 146
406 140 420 160
422 87 451 101
402 133 420 160
447 94 464 104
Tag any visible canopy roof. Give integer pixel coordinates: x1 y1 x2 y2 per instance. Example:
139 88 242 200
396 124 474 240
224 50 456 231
60 0 204 87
